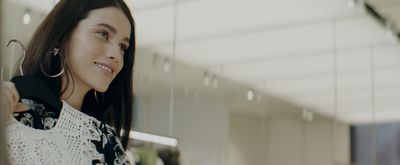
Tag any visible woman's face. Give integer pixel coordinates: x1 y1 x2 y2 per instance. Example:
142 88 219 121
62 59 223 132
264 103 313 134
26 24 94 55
64 7 131 93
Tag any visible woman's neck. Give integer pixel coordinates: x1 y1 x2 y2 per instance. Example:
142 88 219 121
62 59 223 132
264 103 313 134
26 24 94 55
60 75 90 111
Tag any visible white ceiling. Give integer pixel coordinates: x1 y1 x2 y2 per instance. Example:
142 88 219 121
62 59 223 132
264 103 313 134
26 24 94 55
9 0 400 124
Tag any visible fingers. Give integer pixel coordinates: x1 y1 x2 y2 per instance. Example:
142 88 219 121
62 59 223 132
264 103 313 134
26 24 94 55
3 82 18 110
15 103 30 112
1 82 14 115
1 81 29 116
9 83 20 103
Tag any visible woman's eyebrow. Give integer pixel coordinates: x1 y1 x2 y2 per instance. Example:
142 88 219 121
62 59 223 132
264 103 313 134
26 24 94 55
96 23 117 34
96 23 130 42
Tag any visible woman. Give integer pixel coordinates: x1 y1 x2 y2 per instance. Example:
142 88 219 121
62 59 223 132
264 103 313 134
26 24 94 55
2 0 136 164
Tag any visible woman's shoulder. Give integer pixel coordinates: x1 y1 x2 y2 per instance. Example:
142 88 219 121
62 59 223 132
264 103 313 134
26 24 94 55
12 98 59 130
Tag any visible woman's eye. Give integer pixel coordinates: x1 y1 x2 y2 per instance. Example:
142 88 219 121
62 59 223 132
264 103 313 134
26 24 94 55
119 44 127 53
97 31 109 40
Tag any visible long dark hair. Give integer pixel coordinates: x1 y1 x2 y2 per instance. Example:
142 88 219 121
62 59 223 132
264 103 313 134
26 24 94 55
20 0 136 149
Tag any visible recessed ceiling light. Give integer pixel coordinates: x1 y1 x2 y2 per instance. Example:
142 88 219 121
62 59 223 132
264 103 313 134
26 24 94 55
23 9 31 25
346 0 356 8
247 89 254 101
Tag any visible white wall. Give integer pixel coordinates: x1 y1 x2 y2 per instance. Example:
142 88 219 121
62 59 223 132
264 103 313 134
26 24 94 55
133 50 351 165
137 92 351 165
1 1 44 80
136 89 228 165
228 111 350 165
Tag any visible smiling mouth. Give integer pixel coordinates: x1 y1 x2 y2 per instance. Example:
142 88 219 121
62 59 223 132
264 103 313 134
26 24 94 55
95 62 114 75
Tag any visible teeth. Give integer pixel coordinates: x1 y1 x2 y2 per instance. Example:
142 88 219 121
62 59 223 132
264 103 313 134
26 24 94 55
96 63 113 73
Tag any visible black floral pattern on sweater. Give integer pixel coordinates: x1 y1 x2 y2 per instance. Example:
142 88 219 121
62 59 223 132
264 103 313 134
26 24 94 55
13 98 130 165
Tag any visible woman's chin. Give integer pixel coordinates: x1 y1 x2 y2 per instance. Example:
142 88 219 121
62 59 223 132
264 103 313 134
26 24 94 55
94 84 109 93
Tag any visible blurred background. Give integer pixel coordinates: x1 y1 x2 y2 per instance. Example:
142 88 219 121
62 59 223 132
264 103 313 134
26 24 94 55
2 0 400 165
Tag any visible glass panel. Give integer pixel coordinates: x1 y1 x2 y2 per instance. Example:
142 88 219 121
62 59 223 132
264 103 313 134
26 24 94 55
131 1 176 137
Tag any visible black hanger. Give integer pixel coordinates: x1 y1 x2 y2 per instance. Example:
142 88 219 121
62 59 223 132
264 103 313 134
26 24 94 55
10 76 62 113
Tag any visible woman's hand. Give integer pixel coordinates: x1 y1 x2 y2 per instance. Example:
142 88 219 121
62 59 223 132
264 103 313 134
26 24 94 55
1 81 30 117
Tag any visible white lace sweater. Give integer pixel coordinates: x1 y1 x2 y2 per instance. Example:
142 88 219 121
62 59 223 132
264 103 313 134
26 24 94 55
6 100 130 165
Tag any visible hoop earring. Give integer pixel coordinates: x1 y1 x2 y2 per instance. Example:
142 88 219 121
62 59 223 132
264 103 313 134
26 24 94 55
6 39 26 76
40 47 65 78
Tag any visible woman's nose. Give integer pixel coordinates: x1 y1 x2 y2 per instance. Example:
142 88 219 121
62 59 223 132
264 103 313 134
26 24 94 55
106 44 122 62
